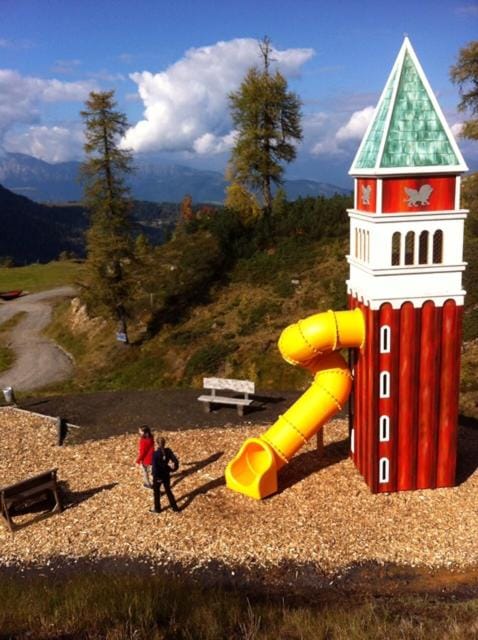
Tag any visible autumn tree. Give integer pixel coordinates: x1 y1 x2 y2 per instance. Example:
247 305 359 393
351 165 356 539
80 90 134 342
180 194 195 223
228 37 302 220
450 40 478 141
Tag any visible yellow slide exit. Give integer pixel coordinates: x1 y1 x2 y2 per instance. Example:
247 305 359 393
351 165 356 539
225 308 365 499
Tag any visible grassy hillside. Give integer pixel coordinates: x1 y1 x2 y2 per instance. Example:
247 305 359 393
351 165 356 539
3 187 474 418
44 235 348 394
0 260 83 293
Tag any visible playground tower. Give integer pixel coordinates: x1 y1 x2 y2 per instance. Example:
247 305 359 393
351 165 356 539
347 37 468 493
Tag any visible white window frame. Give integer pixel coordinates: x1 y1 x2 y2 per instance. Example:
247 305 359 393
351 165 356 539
379 415 390 442
379 457 390 483
380 325 391 353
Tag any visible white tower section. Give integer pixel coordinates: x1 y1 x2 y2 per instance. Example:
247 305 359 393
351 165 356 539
346 37 468 311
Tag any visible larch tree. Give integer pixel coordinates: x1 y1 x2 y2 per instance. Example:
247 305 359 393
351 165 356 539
451 42 478 227
228 37 302 220
80 90 134 343
450 40 478 141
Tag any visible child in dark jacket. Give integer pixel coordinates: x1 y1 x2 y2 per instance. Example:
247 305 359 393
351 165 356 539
136 426 154 488
150 437 180 513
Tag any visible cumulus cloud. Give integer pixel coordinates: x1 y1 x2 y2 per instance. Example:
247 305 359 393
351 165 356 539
0 69 96 160
310 105 375 157
336 106 375 141
122 38 314 155
0 70 94 132
3 124 85 162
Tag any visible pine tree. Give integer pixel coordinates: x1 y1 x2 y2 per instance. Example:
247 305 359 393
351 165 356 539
228 37 302 220
80 90 134 342
450 40 478 141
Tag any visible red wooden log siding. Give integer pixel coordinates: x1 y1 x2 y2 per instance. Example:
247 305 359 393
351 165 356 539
357 300 366 479
382 176 455 213
378 303 394 492
356 178 377 213
436 300 463 488
397 302 420 491
416 301 441 489
389 306 401 491
366 306 379 492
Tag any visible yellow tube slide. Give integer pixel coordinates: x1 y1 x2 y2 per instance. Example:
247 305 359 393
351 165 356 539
225 308 365 499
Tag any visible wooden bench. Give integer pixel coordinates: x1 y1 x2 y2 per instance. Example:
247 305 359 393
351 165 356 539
0 469 62 532
198 377 255 416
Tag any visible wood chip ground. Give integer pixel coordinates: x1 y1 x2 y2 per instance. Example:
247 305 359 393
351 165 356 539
1 407 477 576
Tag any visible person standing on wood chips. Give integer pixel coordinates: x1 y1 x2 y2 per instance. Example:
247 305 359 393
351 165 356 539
136 425 154 488
150 437 180 513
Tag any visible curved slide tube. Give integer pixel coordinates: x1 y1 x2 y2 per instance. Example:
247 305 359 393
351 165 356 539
225 308 365 499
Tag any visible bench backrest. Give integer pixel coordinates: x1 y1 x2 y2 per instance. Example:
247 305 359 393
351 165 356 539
203 377 255 394
0 469 58 499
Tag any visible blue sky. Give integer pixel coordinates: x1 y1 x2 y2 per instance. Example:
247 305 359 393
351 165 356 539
1 0 477 186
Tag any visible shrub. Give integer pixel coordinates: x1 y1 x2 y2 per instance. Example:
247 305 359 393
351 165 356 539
184 342 235 380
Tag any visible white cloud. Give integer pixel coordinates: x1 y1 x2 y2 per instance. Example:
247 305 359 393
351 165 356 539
451 122 464 137
122 38 314 155
336 106 375 141
0 70 95 130
3 125 84 162
309 105 375 157
193 130 237 155
0 69 96 160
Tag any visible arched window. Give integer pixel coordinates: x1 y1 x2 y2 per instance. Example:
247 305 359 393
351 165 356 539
419 230 429 264
379 416 390 442
366 230 370 263
391 232 400 265
379 371 390 398
405 231 414 265
355 228 358 258
379 457 390 483
433 230 443 264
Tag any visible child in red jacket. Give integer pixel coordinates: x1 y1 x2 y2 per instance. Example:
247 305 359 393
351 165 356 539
136 425 154 488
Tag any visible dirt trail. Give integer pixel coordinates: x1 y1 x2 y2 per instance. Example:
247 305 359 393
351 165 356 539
0 287 76 392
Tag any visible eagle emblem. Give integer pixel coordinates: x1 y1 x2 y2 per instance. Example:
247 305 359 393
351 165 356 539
361 184 372 205
404 184 433 207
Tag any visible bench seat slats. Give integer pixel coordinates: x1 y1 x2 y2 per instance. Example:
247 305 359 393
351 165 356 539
198 377 255 416
198 394 253 406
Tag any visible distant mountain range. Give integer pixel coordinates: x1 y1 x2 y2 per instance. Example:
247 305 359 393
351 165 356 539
0 153 351 204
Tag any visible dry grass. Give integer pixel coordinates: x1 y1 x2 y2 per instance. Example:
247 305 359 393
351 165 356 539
1 407 477 578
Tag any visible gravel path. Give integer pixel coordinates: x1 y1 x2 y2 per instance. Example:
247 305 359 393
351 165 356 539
0 287 76 392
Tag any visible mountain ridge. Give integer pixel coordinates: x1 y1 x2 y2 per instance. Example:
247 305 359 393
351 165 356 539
0 152 351 204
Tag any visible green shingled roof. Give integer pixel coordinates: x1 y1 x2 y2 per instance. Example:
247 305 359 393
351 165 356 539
351 38 466 174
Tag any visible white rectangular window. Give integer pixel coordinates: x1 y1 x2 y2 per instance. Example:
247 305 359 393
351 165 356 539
379 416 390 442
351 428 355 453
380 325 391 353
379 457 390 483
379 371 390 398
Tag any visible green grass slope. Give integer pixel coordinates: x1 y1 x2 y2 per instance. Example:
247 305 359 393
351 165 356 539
0 260 83 293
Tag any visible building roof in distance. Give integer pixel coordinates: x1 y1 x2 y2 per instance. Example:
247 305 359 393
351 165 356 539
350 37 468 176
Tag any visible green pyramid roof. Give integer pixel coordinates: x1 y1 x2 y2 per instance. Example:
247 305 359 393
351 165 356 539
350 38 467 175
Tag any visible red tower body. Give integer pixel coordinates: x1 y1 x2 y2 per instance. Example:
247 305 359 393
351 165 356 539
347 39 468 493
